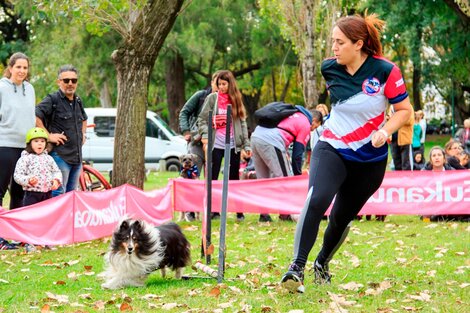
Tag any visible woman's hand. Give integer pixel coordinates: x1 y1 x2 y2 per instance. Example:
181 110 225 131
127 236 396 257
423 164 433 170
371 129 388 148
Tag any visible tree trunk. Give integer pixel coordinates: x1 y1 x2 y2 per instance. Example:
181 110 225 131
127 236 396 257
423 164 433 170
99 81 113 108
111 0 184 189
412 64 421 110
302 0 318 108
165 52 185 131
243 92 261 133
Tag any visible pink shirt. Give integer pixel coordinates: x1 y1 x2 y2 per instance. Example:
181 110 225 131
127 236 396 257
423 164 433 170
277 112 311 147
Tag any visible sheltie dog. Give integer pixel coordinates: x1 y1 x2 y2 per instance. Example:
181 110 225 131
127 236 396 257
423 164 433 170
100 218 191 289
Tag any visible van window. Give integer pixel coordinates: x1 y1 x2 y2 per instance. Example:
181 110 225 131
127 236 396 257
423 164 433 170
146 119 168 140
94 116 115 137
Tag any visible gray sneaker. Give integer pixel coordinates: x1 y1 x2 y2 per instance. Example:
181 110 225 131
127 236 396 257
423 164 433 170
184 212 196 222
314 259 331 284
24 243 37 253
281 263 305 293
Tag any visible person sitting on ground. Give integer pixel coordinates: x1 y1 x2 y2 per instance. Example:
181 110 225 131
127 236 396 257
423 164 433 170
422 146 453 172
457 150 470 169
251 109 322 222
444 139 465 170
413 150 426 171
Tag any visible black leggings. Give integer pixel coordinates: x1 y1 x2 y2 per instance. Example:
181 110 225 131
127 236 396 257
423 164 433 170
211 148 241 181
0 147 24 209
293 141 387 267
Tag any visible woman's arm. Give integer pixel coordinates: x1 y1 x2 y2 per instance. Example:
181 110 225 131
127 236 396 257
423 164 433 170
372 98 412 148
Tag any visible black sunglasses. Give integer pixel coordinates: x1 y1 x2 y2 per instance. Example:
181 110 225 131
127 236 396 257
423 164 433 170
61 78 78 84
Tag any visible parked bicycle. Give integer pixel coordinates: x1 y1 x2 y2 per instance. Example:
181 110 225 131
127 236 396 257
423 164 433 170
79 162 112 191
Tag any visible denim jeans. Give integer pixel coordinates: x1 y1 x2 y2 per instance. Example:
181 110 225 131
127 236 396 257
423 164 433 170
50 152 82 197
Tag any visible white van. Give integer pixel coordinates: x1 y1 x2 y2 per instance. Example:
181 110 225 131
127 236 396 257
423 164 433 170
82 108 187 172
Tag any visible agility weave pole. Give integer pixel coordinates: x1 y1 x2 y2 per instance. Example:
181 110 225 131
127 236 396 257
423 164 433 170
217 104 232 283
201 109 214 265
191 106 231 282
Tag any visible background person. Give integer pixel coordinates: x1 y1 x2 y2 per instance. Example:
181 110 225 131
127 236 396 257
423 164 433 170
416 110 426 151
197 70 251 222
178 71 219 222
444 139 465 170
0 52 35 250
251 109 321 222
14 127 62 207
458 118 470 153
0 52 36 210
412 111 423 153
390 106 414 170
36 65 87 196
281 13 412 293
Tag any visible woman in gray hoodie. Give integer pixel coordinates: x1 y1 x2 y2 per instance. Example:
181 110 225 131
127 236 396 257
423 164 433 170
0 52 36 211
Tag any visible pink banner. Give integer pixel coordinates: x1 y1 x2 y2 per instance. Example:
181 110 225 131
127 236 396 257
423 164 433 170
0 184 172 245
0 171 468 245
173 171 470 216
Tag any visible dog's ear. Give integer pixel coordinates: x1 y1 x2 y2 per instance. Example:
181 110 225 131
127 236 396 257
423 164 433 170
179 155 185 162
119 220 130 231
134 220 143 232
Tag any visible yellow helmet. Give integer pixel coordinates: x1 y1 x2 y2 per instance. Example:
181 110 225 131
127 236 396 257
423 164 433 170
25 127 49 144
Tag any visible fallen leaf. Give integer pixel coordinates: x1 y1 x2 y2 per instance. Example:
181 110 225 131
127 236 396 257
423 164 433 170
459 283 470 288
54 280 66 285
218 302 232 308
209 286 221 297
93 300 105 310
408 292 431 302
161 303 177 310
261 306 272 312
119 302 132 311
40 304 50 313
339 282 363 291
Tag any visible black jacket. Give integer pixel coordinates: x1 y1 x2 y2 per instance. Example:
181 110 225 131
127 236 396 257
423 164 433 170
36 90 87 165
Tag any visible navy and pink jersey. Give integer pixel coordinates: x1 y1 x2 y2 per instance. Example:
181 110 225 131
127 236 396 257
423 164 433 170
320 55 408 162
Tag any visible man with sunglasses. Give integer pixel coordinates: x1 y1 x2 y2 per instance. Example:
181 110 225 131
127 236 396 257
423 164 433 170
36 65 87 196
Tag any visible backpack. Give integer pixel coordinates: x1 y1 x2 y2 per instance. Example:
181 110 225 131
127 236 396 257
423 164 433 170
254 102 299 128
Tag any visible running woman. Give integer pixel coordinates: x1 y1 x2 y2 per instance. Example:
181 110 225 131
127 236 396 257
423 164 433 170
281 13 412 293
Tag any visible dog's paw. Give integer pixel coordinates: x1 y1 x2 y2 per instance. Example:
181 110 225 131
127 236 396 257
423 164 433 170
101 282 118 290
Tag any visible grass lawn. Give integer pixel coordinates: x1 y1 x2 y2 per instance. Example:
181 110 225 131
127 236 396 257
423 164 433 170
0 215 468 312
1 134 467 312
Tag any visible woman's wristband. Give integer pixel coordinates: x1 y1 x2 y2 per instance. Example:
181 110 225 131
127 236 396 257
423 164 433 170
378 129 389 138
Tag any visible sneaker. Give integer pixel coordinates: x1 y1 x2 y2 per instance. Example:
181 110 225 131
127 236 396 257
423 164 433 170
184 212 196 222
279 214 293 221
211 213 220 220
281 263 305 293
236 213 245 222
24 243 37 253
314 259 331 284
0 239 18 250
259 214 273 223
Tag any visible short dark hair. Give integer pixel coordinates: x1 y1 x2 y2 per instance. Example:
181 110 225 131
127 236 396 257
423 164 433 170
58 65 79 78
311 109 323 125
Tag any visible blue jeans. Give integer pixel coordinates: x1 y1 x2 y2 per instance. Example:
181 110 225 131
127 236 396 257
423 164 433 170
51 152 82 197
